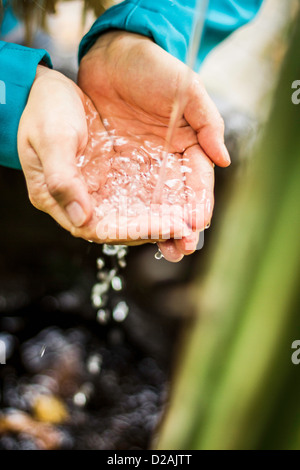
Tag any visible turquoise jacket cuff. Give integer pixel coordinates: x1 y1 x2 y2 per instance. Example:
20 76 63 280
0 41 52 170
78 0 263 68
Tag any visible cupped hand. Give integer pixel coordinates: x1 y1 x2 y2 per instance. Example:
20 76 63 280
18 65 93 233
17 65 201 262
78 31 230 261
17 67 202 262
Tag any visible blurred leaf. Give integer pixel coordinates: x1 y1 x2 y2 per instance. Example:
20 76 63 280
156 5 300 450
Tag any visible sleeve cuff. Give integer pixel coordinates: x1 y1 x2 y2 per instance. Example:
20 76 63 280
78 0 195 65
78 0 263 70
0 41 52 170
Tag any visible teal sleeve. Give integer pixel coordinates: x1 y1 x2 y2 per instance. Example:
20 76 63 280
79 0 264 68
0 2 18 37
0 41 52 170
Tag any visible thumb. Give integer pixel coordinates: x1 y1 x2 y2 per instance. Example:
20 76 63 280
38 137 92 227
184 77 231 167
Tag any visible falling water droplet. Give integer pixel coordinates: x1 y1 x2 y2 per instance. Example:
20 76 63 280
154 248 164 260
92 282 110 296
91 243 128 321
73 392 87 407
97 271 108 281
111 276 123 291
96 257 105 270
73 384 93 407
92 294 103 308
103 244 119 256
96 308 109 324
87 354 102 374
117 247 128 259
118 259 127 268
112 301 129 322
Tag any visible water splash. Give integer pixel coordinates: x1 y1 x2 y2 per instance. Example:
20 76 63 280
112 301 129 322
154 249 164 260
87 354 102 375
96 308 109 325
92 244 129 324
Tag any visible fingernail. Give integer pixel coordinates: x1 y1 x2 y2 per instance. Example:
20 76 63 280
222 143 231 165
65 201 86 227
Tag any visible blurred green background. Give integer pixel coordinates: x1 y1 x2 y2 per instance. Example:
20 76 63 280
156 1 300 450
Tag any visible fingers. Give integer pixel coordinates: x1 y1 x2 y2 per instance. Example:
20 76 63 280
18 144 77 233
184 76 231 168
160 145 214 261
174 231 199 255
183 144 215 232
157 240 184 263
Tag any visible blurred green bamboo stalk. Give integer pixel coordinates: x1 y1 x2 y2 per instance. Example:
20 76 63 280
156 6 300 450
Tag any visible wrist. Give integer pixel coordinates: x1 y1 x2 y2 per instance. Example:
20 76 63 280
33 65 73 90
35 63 51 79
86 30 152 59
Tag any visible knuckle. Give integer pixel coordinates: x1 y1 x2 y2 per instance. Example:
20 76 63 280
70 227 82 239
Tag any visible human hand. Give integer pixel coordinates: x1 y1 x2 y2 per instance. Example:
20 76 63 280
78 31 230 261
17 65 198 260
17 67 195 258
18 65 93 233
74 97 207 254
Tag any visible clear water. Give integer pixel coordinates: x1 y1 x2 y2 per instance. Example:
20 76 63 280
77 99 196 238
91 244 129 324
